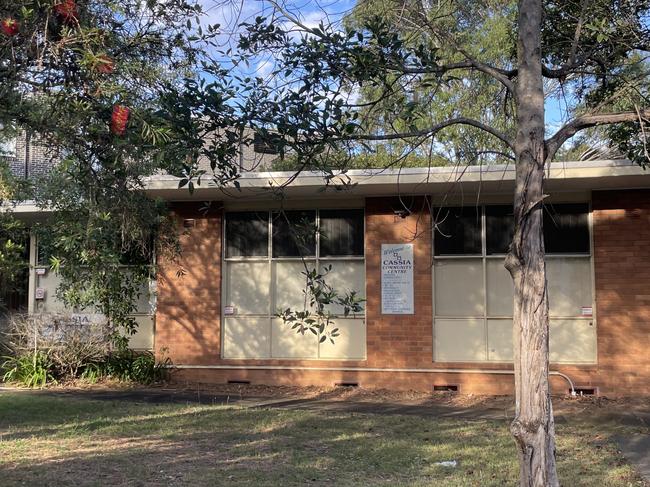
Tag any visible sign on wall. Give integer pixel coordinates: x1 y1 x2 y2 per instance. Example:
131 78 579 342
381 243 414 314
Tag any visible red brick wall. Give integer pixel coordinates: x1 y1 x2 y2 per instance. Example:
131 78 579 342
587 189 650 395
364 197 433 368
156 192 650 396
155 203 222 365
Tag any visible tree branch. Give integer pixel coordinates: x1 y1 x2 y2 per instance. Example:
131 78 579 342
396 61 516 86
404 9 516 92
345 117 515 151
269 0 515 93
545 109 650 160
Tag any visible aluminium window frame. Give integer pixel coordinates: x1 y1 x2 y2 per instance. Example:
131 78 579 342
221 208 367 361
431 202 596 364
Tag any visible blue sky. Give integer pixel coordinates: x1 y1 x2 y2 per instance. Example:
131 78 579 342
200 0 573 134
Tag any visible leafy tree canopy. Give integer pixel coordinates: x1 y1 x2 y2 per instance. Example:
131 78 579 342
215 0 648 175
0 0 242 341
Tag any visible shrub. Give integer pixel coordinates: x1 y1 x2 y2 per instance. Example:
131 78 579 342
0 313 170 386
2 351 55 388
1 313 110 380
98 350 169 384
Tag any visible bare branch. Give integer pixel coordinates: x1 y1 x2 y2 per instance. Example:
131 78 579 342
401 7 516 92
345 117 515 151
545 109 650 159
567 0 589 69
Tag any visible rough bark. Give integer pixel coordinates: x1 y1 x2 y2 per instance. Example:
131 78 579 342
505 0 560 486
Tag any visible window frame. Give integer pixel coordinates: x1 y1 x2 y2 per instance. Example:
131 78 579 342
433 206 483 257
271 209 317 258
432 202 595 364
224 210 271 259
221 208 367 360
223 208 366 263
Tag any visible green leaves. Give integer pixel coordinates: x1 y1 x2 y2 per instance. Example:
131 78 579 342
275 263 365 345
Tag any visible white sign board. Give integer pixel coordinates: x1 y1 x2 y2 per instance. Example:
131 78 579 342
381 243 414 314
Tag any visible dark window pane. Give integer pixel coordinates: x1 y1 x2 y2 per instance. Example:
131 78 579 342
486 205 514 254
320 209 364 257
544 203 590 254
272 210 316 257
36 240 52 266
225 212 269 257
434 207 482 255
120 246 152 266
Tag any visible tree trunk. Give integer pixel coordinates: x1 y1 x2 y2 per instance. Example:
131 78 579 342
505 0 559 486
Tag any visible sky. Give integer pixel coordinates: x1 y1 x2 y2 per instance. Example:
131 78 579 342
198 0 573 134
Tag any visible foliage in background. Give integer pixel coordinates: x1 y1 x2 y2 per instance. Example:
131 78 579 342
342 0 517 166
0 0 244 342
0 160 30 313
271 148 452 170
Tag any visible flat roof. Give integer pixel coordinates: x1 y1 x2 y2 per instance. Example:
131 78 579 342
144 159 650 202
6 159 650 216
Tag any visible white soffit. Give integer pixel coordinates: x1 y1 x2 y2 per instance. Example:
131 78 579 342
143 159 650 201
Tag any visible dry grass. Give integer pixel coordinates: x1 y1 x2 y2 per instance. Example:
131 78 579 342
0 391 646 486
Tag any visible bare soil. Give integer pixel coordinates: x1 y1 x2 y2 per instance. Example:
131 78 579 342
150 381 650 421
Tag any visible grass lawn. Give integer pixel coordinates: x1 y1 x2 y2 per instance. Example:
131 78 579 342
0 392 645 486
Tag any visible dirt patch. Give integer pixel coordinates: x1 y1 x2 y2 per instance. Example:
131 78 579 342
154 382 650 419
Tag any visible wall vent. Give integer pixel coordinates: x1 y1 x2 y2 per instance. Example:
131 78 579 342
335 382 359 388
433 384 459 392
227 379 251 385
183 219 196 229
573 387 597 396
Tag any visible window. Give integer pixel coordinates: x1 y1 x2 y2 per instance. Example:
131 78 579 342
433 206 482 255
272 210 316 257
253 132 280 155
225 211 269 257
0 123 16 157
433 203 594 364
223 208 366 360
320 209 364 257
0 136 16 157
486 205 514 255
479 203 590 255
544 203 590 254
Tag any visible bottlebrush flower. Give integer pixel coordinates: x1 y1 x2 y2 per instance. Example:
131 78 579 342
110 105 130 136
95 54 114 74
54 0 78 24
1 18 19 37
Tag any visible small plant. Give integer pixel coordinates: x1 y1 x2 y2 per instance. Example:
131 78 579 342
79 363 102 384
276 264 365 344
2 351 55 388
98 350 170 384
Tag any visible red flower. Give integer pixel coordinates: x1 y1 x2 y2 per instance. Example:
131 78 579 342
110 105 130 136
1 18 19 37
95 54 114 74
54 0 78 24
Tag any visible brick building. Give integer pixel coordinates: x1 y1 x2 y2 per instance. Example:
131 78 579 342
1 131 56 180
16 159 650 396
